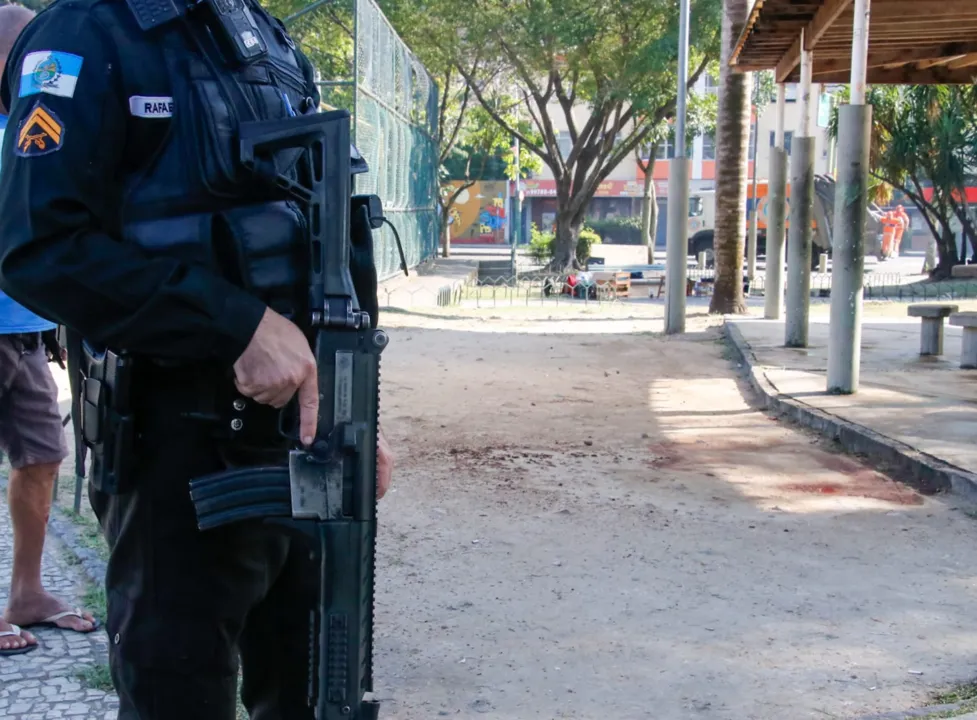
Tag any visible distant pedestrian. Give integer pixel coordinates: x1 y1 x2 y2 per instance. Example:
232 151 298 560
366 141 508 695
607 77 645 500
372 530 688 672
0 4 97 656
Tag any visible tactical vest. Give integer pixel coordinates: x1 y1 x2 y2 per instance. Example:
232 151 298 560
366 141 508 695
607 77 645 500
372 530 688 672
66 1 367 494
120 1 315 320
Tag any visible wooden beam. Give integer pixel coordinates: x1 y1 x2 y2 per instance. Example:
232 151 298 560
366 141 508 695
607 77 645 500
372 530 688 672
866 41 977 67
882 56 962 69
733 0 977 78
947 53 977 70
807 0 854 48
776 36 802 81
814 65 977 84
870 0 976 18
774 0 852 82
918 56 955 69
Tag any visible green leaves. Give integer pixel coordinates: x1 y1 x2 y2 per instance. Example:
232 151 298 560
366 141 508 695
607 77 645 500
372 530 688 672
379 0 722 269
843 84 977 271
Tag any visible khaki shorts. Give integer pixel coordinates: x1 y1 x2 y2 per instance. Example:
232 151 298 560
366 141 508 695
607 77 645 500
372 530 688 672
0 333 69 469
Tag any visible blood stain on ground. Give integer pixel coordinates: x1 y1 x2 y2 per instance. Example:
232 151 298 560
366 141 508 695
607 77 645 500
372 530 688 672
784 475 923 506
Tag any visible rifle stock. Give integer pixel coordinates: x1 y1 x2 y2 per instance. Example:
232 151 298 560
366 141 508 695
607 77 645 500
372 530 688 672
189 110 385 719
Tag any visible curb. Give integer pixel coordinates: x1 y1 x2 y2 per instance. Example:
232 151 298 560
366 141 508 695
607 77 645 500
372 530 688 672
0 473 106 591
723 321 977 502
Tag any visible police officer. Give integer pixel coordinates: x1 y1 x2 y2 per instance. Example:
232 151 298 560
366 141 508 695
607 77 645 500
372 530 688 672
0 0 393 717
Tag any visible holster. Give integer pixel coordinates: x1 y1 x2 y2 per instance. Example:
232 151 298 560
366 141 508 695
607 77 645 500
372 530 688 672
67 330 137 495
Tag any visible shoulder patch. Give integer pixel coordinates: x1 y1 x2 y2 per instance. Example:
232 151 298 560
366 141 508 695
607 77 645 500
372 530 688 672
15 102 65 157
19 51 83 99
129 96 173 118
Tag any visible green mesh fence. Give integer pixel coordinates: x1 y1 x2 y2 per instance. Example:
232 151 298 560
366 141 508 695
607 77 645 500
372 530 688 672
283 0 440 281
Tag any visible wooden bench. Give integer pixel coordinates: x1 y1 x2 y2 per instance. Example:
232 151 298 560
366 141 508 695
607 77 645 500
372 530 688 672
650 277 697 298
592 271 631 298
950 312 977 368
908 304 958 356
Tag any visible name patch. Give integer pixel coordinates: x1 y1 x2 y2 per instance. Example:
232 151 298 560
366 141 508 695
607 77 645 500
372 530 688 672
129 96 173 118
19 51 83 99
15 102 64 157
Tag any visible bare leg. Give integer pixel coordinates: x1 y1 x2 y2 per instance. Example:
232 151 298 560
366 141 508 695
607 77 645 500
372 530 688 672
4 462 95 631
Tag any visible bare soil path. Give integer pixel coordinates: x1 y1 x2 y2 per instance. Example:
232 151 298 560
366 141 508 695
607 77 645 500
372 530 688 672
373 306 977 720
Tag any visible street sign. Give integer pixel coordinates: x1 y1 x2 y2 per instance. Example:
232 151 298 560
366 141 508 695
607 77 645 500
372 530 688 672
817 92 834 128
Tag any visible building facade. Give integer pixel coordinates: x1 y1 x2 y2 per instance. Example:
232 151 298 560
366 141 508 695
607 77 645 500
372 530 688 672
446 77 836 247
521 76 834 247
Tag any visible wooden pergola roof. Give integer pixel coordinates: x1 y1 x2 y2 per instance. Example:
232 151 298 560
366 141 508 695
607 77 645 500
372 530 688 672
730 0 977 84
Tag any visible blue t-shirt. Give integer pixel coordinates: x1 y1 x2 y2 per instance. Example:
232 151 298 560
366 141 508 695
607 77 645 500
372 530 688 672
0 115 55 334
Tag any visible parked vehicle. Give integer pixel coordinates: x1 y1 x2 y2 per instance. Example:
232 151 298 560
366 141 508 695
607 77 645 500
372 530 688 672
687 175 885 268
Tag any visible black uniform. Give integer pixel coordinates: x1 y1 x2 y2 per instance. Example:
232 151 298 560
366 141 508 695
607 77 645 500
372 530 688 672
0 0 330 717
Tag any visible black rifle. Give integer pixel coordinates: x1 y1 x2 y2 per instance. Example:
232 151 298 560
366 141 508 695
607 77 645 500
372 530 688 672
189 110 385 719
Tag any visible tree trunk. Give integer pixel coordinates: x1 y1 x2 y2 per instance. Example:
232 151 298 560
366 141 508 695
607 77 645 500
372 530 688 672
550 210 581 272
439 204 452 258
641 165 658 264
952 199 977 263
934 220 960 280
709 0 750 315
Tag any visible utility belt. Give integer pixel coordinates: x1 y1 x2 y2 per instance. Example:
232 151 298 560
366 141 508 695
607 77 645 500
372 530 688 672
69 334 290 496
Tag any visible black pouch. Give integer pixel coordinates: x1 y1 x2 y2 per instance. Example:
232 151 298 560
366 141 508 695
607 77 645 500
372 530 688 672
77 344 137 495
350 202 380 329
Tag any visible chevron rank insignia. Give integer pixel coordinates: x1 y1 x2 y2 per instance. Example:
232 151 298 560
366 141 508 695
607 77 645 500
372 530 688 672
15 102 64 157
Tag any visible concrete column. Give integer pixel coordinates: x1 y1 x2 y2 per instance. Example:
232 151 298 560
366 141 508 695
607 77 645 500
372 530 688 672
785 38 815 347
665 0 690 336
826 0 871 394
747 75 760 283
826 105 872 392
764 149 788 319
665 159 689 334
785 138 815 347
748 209 758 280
764 85 788 320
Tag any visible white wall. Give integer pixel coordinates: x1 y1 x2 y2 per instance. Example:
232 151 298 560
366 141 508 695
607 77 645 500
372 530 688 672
753 86 833 181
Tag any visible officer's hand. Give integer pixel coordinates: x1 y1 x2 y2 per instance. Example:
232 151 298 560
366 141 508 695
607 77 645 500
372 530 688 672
377 426 393 500
234 308 318 445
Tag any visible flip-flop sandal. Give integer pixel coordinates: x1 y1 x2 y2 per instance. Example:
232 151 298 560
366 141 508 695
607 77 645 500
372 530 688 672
0 624 39 656
21 609 100 633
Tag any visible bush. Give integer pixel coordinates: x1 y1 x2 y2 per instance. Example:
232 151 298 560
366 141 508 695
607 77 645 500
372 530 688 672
586 216 644 245
527 222 603 266
577 227 602 263
527 222 554 264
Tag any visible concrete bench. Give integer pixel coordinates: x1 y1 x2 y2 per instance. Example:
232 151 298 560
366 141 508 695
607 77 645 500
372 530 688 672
908 303 958 356
951 264 977 279
949 311 977 368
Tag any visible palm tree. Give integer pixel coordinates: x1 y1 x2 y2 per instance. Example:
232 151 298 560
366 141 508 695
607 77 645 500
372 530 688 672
708 0 750 315
840 85 977 278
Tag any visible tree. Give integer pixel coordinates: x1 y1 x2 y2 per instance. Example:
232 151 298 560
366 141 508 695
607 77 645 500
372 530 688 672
265 0 356 110
831 85 977 279
708 0 751 315
634 92 718 264
436 98 542 255
442 0 721 271
381 0 540 256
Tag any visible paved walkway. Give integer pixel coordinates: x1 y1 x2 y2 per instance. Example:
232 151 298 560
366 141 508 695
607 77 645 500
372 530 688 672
728 310 977 477
379 257 478 309
0 483 118 719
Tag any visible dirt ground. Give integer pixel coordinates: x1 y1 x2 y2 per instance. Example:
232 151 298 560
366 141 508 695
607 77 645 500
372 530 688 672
372 303 977 720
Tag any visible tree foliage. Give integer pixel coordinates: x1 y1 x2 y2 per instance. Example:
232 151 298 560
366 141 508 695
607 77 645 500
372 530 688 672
831 85 977 278
634 89 718 263
406 0 723 270
382 0 541 254
265 0 356 111
752 71 776 110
